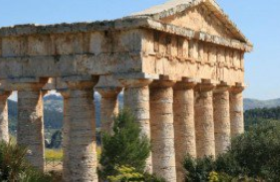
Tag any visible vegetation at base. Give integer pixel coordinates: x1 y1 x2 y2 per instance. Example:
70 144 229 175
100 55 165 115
99 110 164 182
0 141 52 182
184 121 280 182
107 166 165 182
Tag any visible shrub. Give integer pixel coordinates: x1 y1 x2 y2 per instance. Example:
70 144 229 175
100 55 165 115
184 121 280 182
99 110 150 179
0 141 52 182
184 155 215 182
107 166 165 182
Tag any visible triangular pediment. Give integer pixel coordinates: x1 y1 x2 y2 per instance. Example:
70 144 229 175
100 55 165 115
132 0 251 45
160 4 235 40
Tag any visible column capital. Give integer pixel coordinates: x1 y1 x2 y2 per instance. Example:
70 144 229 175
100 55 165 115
195 79 216 92
0 91 11 99
117 73 158 88
62 76 99 90
95 87 122 98
10 78 48 91
214 82 231 93
230 84 245 94
174 78 199 90
150 76 176 88
120 79 153 88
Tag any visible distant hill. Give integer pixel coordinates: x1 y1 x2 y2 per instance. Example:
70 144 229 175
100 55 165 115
8 94 280 134
244 98 280 110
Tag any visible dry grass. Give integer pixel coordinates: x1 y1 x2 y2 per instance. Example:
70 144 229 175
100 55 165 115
45 149 63 162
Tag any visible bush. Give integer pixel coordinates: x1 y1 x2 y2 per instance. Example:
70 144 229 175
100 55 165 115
184 121 280 182
107 166 165 182
0 141 52 182
184 155 215 182
99 110 150 179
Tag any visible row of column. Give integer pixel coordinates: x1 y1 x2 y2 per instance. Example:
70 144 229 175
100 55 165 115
0 78 243 182
99 79 244 182
0 80 99 181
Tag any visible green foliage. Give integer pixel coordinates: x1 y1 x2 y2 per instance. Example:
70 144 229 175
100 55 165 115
107 166 165 182
99 110 150 179
227 121 280 181
208 171 218 182
184 121 280 182
184 155 215 182
107 166 144 182
46 130 62 149
244 107 280 130
0 141 52 182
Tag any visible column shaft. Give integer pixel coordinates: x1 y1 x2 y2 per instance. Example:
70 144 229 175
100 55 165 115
123 80 152 173
214 86 230 156
174 82 196 182
195 83 215 158
0 92 11 142
150 81 177 182
230 87 244 137
62 92 70 182
62 81 98 182
97 88 121 135
17 90 45 171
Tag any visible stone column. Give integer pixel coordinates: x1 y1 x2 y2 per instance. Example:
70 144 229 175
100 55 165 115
230 86 245 137
17 83 46 171
62 79 98 182
173 80 196 182
121 79 152 173
214 84 230 156
96 87 122 135
150 80 177 182
0 91 11 142
195 81 215 158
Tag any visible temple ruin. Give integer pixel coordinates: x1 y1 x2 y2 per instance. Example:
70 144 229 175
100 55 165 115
0 0 252 181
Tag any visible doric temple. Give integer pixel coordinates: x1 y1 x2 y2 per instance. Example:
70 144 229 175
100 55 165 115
0 0 252 181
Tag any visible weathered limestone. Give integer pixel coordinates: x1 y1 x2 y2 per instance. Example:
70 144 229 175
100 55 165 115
214 84 231 156
17 82 46 171
0 91 11 142
150 80 177 182
174 79 197 182
230 86 245 137
61 91 71 182
195 80 215 158
121 78 153 173
62 78 99 182
96 87 122 135
0 1 252 181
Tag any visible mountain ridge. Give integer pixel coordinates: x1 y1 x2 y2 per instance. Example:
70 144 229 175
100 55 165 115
7 95 280 134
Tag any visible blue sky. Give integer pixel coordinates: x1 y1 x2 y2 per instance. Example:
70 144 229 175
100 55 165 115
1 0 279 100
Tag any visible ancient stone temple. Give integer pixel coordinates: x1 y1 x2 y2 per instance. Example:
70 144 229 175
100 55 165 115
0 0 252 181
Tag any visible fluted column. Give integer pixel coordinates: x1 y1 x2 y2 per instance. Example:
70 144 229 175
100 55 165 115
0 91 11 142
17 83 46 171
195 81 215 158
62 79 98 182
214 85 230 156
150 80 176 182
96 87 121 135
174 80 196 182
230 86 244 137
121 79 152 173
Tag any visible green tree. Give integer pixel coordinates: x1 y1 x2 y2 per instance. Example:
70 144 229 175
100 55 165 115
99 110 150 179
184 121 280 182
